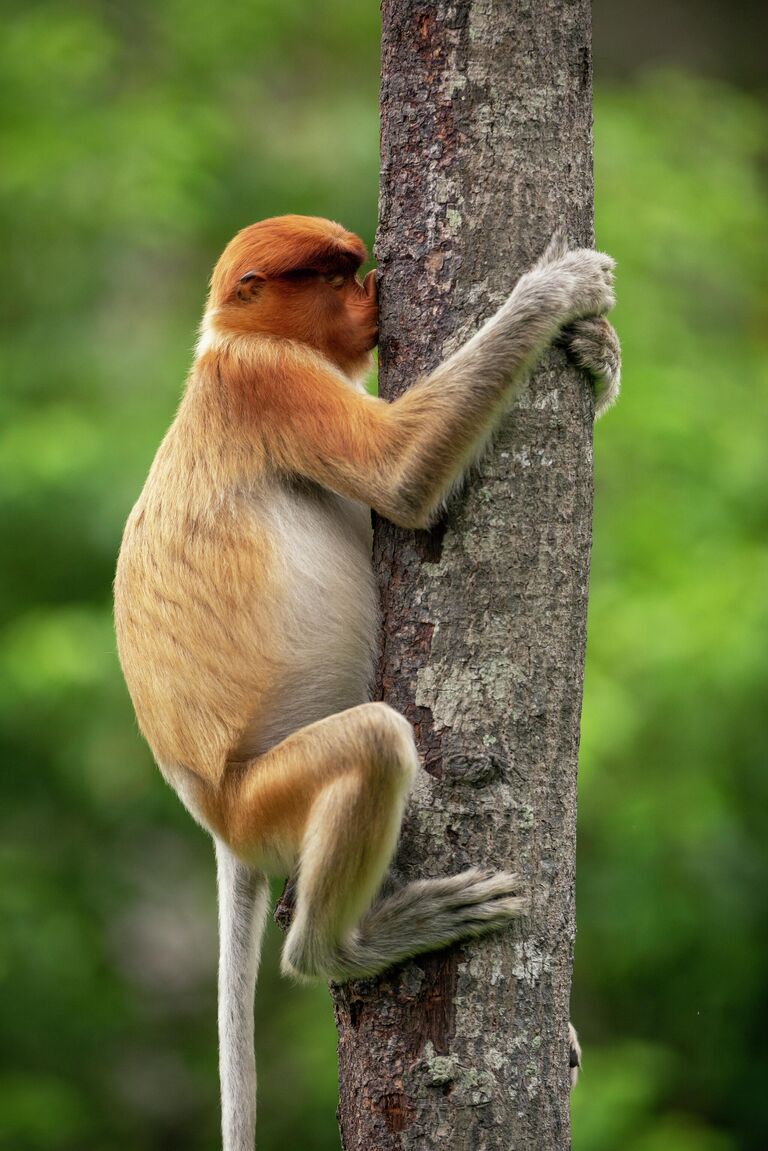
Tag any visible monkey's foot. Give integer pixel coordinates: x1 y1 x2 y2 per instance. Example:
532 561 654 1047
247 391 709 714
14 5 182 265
559 314 621 416
323 869 529 981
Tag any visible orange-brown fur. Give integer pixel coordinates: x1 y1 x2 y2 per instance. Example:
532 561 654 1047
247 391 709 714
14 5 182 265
116 219 382 818
114 216 615 1147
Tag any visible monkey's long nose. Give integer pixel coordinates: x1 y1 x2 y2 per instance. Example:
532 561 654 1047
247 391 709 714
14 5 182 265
363 269 377 301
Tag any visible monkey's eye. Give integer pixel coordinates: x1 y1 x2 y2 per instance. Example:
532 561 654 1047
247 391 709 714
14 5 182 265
280 268 318 283
326 273 346 290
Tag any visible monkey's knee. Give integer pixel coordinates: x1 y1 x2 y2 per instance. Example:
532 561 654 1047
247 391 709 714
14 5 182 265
359 702 419 789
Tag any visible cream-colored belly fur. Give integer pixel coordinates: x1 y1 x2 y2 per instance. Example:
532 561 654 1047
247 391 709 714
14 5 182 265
236 483 378 759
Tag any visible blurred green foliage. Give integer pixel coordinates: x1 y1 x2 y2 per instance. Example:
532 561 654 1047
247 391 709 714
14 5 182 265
0 3 765 1149
574 74 768 1151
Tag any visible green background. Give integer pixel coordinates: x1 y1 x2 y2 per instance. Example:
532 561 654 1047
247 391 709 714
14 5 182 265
1 3 766 1149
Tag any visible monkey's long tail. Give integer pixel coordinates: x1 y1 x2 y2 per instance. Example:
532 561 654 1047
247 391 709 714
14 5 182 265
215 839 270 1151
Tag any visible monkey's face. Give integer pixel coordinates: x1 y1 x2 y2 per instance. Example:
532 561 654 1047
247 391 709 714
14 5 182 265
321 266 379 358
208 217 379 374
233 264 378 372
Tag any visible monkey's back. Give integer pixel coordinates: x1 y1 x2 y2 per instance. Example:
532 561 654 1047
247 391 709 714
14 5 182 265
114 420 377 790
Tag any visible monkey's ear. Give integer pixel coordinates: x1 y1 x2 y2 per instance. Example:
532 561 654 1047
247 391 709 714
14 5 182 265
236 271 266 302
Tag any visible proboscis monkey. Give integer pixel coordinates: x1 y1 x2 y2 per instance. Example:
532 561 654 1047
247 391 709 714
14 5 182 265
114 215 619 1149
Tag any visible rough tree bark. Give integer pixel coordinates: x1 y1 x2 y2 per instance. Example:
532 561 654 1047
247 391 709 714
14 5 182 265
331 3 594 1149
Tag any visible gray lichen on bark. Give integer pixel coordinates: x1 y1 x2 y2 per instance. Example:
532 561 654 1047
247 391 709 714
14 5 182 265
332 2 594 1148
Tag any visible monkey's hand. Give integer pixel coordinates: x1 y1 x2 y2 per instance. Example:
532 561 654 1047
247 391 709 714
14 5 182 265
529 230 616 321
528 230 619 415
558 314 621 417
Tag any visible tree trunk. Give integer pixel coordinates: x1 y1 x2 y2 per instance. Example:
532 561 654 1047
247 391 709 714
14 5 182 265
331 2 594 1148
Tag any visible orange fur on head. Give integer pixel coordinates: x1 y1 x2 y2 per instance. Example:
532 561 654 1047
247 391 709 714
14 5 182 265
206 215 377 375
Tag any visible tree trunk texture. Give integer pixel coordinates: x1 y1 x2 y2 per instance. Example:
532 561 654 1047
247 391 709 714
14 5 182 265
331 3 594 1149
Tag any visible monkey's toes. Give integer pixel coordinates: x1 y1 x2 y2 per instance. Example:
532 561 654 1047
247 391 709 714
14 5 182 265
459 894 530 926
439 867 520 898
448 870 530 919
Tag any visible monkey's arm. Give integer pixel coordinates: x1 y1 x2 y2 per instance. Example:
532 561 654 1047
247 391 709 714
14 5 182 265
256 243 615 527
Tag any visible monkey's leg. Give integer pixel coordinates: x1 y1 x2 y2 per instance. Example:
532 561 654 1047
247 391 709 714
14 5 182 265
221 702 526 983
223 702 418 979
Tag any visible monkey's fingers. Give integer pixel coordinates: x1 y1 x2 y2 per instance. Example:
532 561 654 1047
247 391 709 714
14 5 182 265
536 226 571 269
558 315 621 417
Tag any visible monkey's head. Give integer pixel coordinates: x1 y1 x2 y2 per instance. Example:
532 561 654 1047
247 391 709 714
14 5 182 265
206 216 378 375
